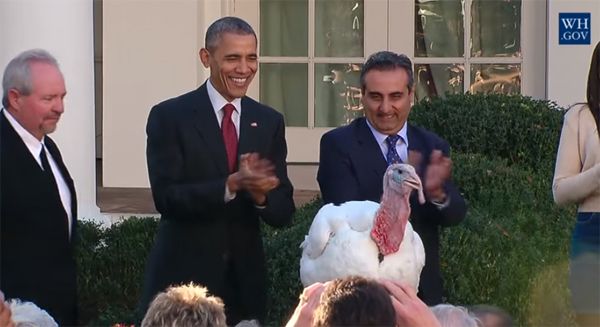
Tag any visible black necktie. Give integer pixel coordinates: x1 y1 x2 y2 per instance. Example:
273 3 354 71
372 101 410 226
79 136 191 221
40 146 59 191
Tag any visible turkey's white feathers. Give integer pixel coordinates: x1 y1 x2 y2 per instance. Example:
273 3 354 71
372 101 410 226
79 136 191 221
300 201 378 259
379 223 425 288
299 164 426 289
299 201 425 288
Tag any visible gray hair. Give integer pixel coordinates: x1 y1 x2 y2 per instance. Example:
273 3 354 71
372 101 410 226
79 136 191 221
2 49 60 108
360 51 414 91
204 16 256 52
469 304 513 327
8 299 58 327
431 304 482 327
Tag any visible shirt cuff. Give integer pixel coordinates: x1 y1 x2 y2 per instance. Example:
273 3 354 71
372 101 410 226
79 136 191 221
431 196 450 210
224 184 236 202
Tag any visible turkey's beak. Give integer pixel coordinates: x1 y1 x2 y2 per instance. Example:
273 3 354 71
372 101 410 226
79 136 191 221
404 173 426 204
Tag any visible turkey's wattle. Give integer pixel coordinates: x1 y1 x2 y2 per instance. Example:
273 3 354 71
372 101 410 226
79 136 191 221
371 164 421 255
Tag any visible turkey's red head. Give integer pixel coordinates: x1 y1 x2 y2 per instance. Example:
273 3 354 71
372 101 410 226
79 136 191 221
371 164 424 255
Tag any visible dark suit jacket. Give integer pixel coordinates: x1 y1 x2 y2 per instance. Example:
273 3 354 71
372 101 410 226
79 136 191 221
0 112 78 325
139 83 295 324
317 117 466 305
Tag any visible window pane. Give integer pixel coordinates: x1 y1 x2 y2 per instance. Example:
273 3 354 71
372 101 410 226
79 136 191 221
260 0 308 56
415 0 464 57
469 64 521 94
471 0 521 57
315 63 363 127
260 63 308 127
315 0 364 57
415 64 464 101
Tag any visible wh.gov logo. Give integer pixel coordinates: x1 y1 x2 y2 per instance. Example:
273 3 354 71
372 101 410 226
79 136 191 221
559 13 591 45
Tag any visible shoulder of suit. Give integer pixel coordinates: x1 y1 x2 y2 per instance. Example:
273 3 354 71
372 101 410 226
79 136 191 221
153 88 201 110
322 117 361 140
408 123 447 143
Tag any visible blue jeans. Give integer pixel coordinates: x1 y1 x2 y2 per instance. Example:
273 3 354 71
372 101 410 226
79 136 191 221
569 212 600 314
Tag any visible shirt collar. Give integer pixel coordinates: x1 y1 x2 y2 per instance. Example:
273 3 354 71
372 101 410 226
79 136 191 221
2 108 45 156
365 118 408 147
206 79 242 115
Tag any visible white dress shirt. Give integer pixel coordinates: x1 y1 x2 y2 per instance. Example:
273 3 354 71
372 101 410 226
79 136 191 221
366 119 409 163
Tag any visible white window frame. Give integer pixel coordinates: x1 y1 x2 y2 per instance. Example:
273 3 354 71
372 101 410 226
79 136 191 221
234 0 546 163
391 0 546 99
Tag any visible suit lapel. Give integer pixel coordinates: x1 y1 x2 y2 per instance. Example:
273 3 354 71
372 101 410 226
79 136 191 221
238 97 260 156
1 113 45 173
353 118 388 180
191 84 229 176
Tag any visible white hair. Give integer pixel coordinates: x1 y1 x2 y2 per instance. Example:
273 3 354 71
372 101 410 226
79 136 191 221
235 319 261 327
8 299 58 327
431 304 481 327
2 48 60 108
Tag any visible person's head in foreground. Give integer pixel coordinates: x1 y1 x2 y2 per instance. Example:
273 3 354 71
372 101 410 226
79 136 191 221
431 304 481 327
469 304 513 327
312 276 396 326
141 283 227 327
8 299 58 327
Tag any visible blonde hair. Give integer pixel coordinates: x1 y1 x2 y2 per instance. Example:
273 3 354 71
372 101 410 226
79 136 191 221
141 283 227 327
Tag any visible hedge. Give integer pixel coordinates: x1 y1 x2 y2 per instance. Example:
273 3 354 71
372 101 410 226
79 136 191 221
75 94 575 326
77 217 158 325
410 93 564 172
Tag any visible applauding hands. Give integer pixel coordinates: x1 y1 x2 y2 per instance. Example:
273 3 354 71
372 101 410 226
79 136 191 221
381 280 441 327
227 153 280 205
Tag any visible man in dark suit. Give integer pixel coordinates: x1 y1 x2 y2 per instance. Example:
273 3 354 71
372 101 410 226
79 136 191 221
0 49 77 325
139 17 295 325
317 51 466 305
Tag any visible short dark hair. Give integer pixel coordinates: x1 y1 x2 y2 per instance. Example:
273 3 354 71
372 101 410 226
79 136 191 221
204 16 256 52
313 276 396 327
360 51 414 91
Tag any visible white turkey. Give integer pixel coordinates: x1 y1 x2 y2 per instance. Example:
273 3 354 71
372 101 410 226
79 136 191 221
300 163 426 290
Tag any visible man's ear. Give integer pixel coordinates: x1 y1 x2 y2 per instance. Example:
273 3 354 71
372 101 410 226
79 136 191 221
7 89 21 111
199 48 210 68
408 85 415 106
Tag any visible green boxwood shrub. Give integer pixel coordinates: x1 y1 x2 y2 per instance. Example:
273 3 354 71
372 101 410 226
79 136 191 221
77 217 158 325
442 153 575 327
410 94 564 172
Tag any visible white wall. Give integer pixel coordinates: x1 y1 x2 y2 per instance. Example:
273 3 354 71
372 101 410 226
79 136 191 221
102 0 219 187
547 0 600 108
